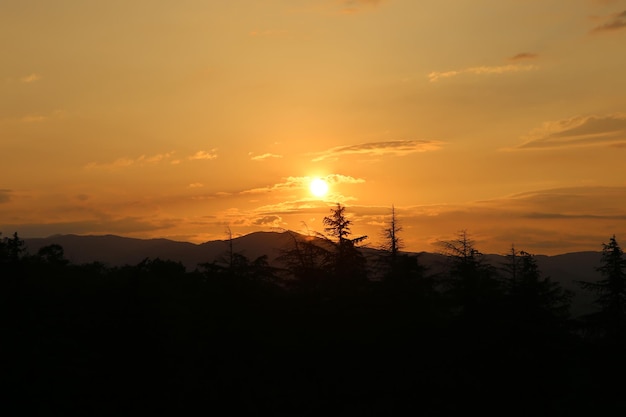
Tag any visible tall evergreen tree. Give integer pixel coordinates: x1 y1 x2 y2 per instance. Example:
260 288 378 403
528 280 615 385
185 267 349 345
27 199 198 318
578 235 626 346
323 203 368 288
381 205 402 265
3 232 26 263
438 230 499 318
378 205 426 285
501 246 571 333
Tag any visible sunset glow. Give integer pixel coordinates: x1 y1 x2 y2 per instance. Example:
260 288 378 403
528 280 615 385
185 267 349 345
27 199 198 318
2 0 626 255
310 178 329 198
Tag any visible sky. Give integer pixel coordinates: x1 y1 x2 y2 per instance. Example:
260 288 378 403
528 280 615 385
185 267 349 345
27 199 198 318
2 0 626 255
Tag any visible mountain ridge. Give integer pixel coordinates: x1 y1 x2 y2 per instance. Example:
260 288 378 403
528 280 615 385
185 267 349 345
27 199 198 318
22 230 603 316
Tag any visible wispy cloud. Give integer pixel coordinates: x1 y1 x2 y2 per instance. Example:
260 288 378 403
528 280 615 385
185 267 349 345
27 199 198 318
515 113 626 149
240 174 364 196
312 140 442 162
590 10 626 33
0 217 177 238
339 0 386 14
188 149 218 160
10 110 65 124
479 186 626 219
326 174 365 185
19 73 42 83
355 186 626 254
253 215 283 227
241 177 304 195
508 52 538 61
428 64 537 82
250 153 283 161
0 189 12 204
85 152 177 169
20 115 48 123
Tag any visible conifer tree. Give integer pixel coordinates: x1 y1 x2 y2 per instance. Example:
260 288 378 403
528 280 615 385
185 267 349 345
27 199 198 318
379 205 425 285
438 230 499 318
578 235 626 346
323 203 368 286
501 246 571 331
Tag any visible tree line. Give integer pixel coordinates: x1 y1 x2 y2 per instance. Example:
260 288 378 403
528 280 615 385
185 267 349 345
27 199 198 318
2 204 626 415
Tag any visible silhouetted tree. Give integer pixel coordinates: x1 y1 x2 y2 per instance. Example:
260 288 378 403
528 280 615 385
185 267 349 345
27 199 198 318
0 232 6 261
225 226 235 269
381 205 402 264
376 206 428 293
2 232 26 263
35 244 69 267
1 232 26 296
578 235 626 347
277 230 333 292
501 246 572 333
438 230 499 319
323 203 368 287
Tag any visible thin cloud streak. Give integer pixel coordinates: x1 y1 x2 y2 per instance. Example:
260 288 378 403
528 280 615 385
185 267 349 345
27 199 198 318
188 150 218 160
515 113 626 149
19 73 42 83
312 140 443 162
251 153 283 161
354 186 626 254
240 174 365 195
85 152 177 169
339 0 387 14
590 10 626 33
0 189 12 204
508 52 538 61
428 64 537 82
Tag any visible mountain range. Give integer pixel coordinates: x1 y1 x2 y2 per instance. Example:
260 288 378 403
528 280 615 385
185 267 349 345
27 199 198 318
23 230 603 316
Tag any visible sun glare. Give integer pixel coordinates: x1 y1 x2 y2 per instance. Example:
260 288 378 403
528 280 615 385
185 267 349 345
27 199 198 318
310 178 329 198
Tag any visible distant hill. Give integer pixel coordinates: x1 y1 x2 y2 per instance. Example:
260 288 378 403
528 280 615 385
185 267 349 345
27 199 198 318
23 231 303 270
23 230 604 316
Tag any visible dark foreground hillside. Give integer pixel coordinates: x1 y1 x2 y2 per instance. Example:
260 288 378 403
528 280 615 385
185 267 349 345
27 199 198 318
3 233 626 416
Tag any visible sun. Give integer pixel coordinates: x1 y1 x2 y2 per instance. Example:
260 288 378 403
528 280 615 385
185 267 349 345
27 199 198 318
310 178 329 198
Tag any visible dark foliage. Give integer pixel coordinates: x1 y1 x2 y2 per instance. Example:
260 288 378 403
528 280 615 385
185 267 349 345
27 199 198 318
577 235 626 348
3 230 626 415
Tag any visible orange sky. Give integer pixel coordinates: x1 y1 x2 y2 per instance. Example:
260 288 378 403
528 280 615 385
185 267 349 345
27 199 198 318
2 0 626 255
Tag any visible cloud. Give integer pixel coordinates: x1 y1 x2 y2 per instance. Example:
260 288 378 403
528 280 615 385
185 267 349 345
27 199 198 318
241 177 307 195
188 149 218 160
349 185 626 255
0 189 12 204
241 175 351 195
508 52 538 61
428 64 537 82
515 113 626 149
7 110 65 124
326 174 365 185
20 115 48 123
85 152 176 169
312 140 443 162
590 10 626 33
0 216 177 238
251 153 283 161
339 0 386 13
20 73 42 83
188 183 204 188
253 215 283 226
479 186 626 219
